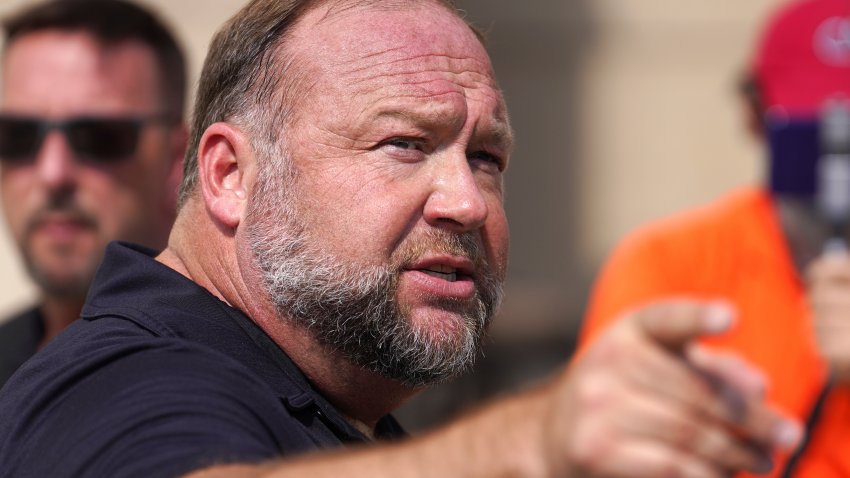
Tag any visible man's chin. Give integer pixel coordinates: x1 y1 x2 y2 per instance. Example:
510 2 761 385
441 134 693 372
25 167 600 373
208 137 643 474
406 303 486 340
27 260 99 299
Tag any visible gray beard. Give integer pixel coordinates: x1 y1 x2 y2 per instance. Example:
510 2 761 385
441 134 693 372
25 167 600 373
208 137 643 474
246 184 503 387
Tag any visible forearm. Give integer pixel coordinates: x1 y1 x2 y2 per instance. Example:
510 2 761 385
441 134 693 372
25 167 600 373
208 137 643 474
189 301 802 478
189 387 551 478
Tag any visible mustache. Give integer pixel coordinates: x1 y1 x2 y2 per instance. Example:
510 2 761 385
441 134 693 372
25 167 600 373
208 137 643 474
393 228 495 280
24 195 97 236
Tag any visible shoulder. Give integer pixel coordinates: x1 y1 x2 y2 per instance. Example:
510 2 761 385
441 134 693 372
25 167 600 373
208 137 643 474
580 188 775 344
0 318 291 478
593 186 778 289
0 306 42 342
0 306 41 330
0 306 43 388
616 187 771 256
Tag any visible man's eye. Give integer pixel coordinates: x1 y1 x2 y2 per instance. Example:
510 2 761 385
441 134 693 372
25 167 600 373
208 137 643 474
385 138 423 151
469 150 503 170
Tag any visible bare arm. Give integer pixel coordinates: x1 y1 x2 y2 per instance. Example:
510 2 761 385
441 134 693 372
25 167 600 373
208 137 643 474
188 301 801 478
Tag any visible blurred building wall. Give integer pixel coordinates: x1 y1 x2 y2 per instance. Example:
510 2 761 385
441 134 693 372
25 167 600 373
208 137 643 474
577 0 782 272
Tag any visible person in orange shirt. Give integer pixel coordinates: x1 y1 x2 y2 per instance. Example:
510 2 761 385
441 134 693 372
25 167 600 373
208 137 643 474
581 0 850 476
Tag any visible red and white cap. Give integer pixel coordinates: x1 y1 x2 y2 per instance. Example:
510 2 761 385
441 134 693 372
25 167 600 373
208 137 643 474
753 0 850 115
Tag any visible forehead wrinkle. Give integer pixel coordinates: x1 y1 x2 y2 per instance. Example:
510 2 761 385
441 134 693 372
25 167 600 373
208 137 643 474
352 80 486 109
341 48 494 79
339 59 502 123
313 0 467 33
347 69 496 100
370 100 467 135
338 49 496 91
347 79 510 147
288 2 500 102
287 1 510 149
306 121 372 153
300 2 493 77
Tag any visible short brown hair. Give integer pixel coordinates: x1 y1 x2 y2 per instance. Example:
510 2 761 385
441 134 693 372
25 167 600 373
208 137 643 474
3 0 187 119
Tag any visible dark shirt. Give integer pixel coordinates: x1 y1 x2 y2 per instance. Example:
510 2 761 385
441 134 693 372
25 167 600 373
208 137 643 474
0 306 43 390
0 242 404 478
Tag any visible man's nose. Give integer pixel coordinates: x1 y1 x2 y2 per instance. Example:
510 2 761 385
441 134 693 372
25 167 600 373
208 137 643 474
423 153 489 233
34 131 77 190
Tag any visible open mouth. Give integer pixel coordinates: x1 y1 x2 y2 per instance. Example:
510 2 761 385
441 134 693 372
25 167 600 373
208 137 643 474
421 265 458 282
402 256 478 299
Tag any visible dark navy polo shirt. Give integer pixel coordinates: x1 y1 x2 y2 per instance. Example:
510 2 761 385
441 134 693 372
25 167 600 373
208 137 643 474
0 242 404 478
0 306 43 390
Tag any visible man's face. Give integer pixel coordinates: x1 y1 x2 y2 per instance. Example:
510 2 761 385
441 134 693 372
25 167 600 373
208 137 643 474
0 31 181 298
245 2 512 385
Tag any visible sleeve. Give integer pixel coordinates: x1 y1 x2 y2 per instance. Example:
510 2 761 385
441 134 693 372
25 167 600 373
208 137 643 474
15 343 287 478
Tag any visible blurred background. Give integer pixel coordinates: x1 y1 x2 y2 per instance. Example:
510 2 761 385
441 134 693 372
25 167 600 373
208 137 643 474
0 0 784 429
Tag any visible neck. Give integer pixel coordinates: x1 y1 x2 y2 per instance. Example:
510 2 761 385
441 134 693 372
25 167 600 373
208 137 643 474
38 294 85 347
262 318 420 431
163 202 419 433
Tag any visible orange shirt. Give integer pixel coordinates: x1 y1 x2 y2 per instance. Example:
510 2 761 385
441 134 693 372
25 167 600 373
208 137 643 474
580 187 850 477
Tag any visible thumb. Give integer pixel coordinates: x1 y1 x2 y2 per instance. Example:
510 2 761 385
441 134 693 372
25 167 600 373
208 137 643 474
631 300 735 350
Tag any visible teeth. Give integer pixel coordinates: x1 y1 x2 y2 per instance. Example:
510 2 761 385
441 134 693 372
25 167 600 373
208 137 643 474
422 270 458 282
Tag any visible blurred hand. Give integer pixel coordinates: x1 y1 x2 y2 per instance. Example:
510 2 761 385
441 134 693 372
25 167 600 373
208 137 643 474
807 251 850 383
546 301 801 478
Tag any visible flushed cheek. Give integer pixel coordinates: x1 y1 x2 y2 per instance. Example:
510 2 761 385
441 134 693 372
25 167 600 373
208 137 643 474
76 169 146 228
330 194 421 260
0 172 39 239
298 168 424 255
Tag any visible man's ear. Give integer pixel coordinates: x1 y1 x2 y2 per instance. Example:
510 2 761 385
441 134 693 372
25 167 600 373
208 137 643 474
197 122 255 230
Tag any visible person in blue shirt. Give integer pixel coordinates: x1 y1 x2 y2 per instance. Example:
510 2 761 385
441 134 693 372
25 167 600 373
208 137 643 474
0 0 187 388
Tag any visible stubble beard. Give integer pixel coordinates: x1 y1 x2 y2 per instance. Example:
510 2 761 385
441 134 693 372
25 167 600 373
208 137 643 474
246 170 504 387
21 194 100 300
25 251 99 299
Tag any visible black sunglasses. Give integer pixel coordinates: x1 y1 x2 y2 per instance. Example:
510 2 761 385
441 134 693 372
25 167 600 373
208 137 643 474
0 114 175 164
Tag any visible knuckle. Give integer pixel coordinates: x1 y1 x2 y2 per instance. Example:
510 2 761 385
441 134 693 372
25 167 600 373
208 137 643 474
586 334 620 363
586 329 637 367
692 428 732 460
742 411 783 448
697 431 763 472
568 424 612 473
574 375 615 412
651 454 690 478
670 420 701 451
650 450 723 478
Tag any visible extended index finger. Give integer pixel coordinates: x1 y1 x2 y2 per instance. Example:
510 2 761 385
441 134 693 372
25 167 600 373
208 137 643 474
631 300 735 350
